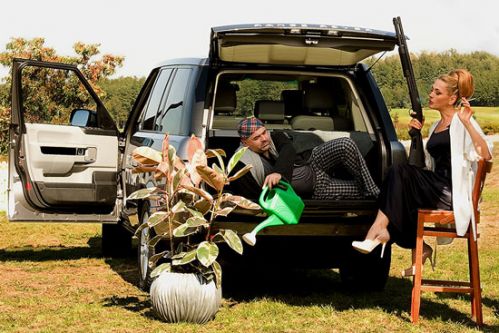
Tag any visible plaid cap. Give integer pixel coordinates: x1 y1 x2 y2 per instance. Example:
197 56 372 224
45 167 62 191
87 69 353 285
237 117 264 139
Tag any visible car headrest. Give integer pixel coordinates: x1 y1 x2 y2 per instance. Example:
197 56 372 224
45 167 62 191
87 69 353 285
254 100 285 123
303 85 335 110
214 83 238 115
290 115 334 131
281 90 303 116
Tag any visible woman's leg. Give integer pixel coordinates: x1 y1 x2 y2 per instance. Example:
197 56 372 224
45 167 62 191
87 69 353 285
364 209 390 241
352 209 390 256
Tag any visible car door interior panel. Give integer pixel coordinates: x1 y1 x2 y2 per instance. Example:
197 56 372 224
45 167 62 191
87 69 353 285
22 123 118 208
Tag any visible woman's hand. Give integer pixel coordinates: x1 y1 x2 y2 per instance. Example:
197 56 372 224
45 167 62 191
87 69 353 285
457 97 473 125
408 118 424 130
457 97 492 160
263 172 282 189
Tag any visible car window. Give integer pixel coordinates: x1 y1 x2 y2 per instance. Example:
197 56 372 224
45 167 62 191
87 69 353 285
20 66 97 126
211 73 372 133
140 68 173 131
154 68 191 134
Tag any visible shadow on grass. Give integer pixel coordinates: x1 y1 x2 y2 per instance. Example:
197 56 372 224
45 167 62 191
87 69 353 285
102 262 497 328
102 295 158 320
12 236 490 329
104 256 139 287
0 236 102 261
220 265 497 329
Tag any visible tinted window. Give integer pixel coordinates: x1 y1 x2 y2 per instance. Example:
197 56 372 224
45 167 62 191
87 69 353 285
154 68 191 134
140 68 173 130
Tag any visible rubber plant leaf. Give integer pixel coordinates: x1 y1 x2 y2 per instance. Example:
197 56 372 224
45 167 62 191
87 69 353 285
222 229 243 255
196 241 219 268
212 261 222 289
132 146 162 165
150 263 172 278
227 147 248 174
196 165 225 192
172 250 197 266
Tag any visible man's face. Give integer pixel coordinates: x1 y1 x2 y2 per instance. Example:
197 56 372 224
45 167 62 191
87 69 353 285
241 126 271 154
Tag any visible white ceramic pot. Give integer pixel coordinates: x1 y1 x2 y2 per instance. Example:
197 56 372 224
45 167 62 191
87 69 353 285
150 271 222 323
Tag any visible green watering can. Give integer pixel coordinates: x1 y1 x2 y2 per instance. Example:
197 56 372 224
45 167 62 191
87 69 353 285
242 181 305 246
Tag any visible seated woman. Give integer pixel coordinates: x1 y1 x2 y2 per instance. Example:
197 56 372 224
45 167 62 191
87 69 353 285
352 69 492 276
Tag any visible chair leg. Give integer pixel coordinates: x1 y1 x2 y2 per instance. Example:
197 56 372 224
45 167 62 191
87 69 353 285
411 216 425 323
468 236 483 325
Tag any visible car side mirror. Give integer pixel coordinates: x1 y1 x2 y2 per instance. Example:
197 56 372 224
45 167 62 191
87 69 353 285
70 109 97 127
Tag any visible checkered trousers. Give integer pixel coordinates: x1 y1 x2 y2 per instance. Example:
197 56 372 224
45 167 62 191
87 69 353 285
309 137 380 199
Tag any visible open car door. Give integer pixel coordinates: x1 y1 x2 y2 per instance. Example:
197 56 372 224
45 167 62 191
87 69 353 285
8 59 120 222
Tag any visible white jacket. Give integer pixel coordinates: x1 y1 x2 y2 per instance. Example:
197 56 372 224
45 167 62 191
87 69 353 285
426 114 493 238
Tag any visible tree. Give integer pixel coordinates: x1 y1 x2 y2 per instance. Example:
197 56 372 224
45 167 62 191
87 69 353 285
0 37 124 153
367 50 499 108
99 76 145 129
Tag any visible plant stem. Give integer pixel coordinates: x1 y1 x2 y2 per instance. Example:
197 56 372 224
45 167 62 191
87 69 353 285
166 191 174 253
205 189 223 241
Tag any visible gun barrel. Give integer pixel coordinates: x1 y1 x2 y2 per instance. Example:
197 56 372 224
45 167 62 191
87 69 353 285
394 16 423 121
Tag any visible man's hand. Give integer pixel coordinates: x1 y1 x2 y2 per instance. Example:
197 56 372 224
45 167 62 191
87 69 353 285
263 173 282 189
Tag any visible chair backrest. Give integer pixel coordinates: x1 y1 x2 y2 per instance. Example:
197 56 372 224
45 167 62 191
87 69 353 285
473 159 493 222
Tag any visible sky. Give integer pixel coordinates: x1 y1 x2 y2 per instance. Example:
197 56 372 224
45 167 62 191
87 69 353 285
0 0 498 78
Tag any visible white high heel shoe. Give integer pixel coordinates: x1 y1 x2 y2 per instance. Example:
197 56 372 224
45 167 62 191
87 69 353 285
352 239 387 258
352 229 390 258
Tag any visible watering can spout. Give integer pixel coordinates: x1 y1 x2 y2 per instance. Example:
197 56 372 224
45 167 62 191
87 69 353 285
242 181 304 246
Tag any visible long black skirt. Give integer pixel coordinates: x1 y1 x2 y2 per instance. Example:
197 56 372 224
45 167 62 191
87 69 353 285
378 163 452 249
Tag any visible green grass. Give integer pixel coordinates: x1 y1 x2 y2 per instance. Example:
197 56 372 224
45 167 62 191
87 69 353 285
390 106 499 139
0 147 498 333
2 214 497 333
1 217 498 331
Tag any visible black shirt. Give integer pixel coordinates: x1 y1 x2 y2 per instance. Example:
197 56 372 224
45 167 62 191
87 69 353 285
262 131 314 196
426 127 452 181
228 131 315 199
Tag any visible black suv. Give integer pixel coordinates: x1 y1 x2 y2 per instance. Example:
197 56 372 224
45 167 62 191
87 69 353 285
8 23 408 290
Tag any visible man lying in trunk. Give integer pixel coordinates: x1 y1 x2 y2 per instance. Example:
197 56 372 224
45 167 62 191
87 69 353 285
229 117 380 200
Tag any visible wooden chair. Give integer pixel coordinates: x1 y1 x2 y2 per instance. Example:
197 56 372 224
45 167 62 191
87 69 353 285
411 159 492 325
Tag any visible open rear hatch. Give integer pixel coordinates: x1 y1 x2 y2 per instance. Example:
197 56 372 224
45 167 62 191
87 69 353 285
210 23 397 66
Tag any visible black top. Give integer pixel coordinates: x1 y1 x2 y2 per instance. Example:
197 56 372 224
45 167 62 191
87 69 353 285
256 131 315 195
426 127 452 181
227 131 314 199
261 131 298 182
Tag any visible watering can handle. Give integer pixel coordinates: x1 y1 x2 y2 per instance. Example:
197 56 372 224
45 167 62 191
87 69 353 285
259 181 290 202
260 185 269 202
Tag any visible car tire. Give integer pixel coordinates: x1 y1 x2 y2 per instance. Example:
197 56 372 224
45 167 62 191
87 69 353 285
339 243 391 292
101 222 132 258
137 202 155 291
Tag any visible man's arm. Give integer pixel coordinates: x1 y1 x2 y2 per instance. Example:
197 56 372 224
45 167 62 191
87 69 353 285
226 161 263 199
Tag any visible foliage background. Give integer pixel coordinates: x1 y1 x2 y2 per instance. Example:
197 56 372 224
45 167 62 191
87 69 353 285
0 38 498 154
0 37 142 153
367 49 499 108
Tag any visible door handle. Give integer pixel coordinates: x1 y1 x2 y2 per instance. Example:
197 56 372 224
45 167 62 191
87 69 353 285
74 147 97 163
84 147 97 163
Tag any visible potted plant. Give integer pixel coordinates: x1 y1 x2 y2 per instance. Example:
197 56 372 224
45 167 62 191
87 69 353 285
127 134 260 323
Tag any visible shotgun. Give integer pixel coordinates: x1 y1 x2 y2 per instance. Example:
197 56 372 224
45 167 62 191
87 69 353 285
393 16 425 168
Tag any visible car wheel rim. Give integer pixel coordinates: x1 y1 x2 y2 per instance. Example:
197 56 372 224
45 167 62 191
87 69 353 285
140 212 150 280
